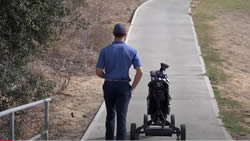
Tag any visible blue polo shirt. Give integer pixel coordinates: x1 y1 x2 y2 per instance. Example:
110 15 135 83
96 41 142 81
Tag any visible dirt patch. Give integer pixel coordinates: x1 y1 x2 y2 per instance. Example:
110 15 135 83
0 0 146 140
49 76 104 139
210 11 250 139
212 11 250 108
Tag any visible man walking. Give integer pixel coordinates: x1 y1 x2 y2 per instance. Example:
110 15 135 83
96 23 143 140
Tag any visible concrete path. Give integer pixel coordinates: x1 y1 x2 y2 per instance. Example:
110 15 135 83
81 0 232 140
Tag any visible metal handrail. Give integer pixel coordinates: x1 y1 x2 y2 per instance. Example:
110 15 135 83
0 98 52 141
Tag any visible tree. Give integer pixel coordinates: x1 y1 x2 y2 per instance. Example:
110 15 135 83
0 0 69 110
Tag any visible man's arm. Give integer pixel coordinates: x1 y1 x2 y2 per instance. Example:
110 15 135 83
96 68 105 78
131 66 143 92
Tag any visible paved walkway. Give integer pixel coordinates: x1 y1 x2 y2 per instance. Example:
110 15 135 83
81 0 232 140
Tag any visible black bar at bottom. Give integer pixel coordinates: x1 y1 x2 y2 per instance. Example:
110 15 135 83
145 128 173 136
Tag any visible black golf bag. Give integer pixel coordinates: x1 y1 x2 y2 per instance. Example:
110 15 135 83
147 63 171 122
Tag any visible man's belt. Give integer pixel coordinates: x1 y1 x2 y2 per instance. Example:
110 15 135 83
105 79 129 82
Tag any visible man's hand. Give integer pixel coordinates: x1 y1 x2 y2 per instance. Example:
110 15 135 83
131 67 143 93
131 87 135 92
96 68 105 78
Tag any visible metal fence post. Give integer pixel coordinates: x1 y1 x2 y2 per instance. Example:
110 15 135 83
44 101 49 141
0 98 51 141
9 112 15 141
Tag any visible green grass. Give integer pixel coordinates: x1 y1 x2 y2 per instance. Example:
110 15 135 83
193 12 227 85
214 90 241 109
214 89 250 136
192 0 250 138
222 111 250 134
204 0 250 11
192 1 228 85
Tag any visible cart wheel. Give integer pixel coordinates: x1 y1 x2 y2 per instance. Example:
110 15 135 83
130 123 138 140
144 114 148 136
171 114 175 127
180 124 186 140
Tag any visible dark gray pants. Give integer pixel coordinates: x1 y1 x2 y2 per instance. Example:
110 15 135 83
103 81 131 140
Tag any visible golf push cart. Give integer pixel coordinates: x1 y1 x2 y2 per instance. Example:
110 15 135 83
130 63 186 140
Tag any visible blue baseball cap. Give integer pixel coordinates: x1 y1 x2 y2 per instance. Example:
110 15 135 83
113 24 126 35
